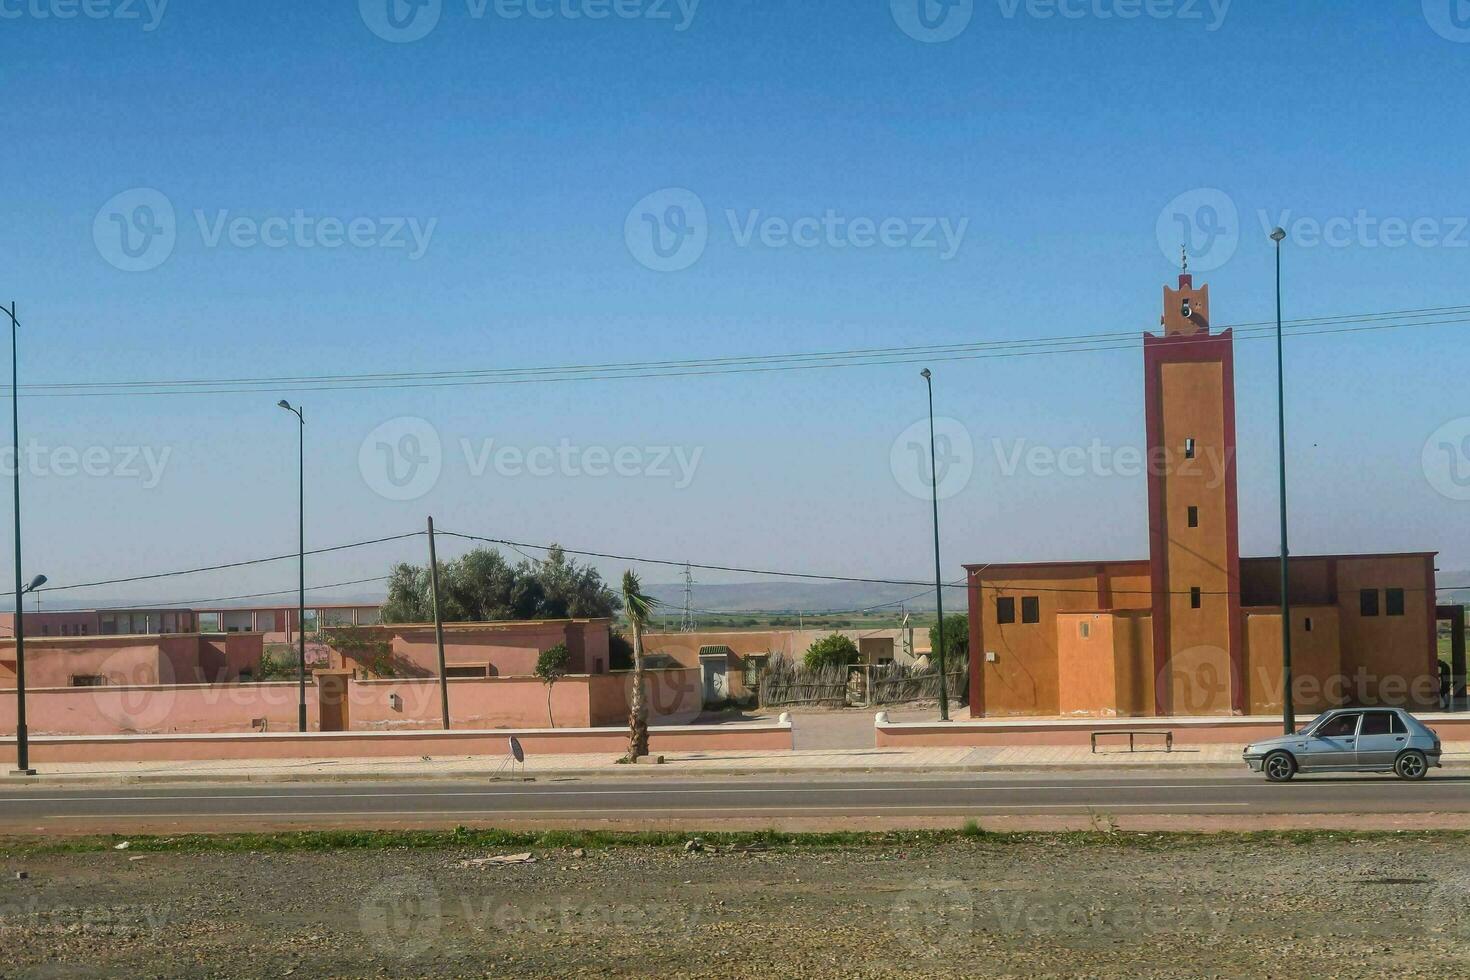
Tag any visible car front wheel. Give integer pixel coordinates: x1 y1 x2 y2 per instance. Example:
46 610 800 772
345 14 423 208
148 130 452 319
1264 751 1296 782
1395 750 1428 780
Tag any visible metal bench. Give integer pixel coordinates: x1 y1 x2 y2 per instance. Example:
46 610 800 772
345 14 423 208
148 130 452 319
1090 729 1173 753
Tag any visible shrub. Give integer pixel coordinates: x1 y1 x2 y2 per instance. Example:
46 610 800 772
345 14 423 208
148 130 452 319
803 632 860 671
536 643 572 681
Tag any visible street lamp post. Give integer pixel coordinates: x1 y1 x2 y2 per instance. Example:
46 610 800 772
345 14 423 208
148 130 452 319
1270 228 1294 734
920 368 950 722
277 400 307 733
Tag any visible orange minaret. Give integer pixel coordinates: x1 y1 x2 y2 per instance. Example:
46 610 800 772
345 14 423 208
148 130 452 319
1143 268 1243 715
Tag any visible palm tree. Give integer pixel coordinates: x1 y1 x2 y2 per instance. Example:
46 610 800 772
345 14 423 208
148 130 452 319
621 570 658 759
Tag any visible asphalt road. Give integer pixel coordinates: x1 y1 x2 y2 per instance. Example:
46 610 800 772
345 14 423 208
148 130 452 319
3 771 1470 831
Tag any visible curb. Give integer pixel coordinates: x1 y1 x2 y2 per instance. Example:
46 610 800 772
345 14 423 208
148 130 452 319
8 758 1469 786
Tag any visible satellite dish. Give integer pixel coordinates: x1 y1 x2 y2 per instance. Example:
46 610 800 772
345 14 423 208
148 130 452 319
509 736 525 763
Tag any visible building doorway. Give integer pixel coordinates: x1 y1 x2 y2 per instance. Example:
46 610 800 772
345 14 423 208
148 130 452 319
1435 605 1466 710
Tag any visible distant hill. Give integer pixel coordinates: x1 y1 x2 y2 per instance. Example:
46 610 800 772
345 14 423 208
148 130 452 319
646 581 944 614
1439 570 1470 604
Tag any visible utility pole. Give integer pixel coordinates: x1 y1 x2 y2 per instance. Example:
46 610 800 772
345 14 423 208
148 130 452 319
427 516 450 729
6 302 36 776
277 401 307 732
921 368 950 721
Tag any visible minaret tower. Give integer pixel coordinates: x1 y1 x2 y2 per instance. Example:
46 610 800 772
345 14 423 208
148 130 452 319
1143 253 1243 715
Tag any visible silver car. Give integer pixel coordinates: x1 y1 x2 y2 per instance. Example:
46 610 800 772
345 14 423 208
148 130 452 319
1243 707 1442 781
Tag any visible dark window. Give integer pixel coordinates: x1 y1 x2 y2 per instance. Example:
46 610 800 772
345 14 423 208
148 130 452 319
1187 506 1199 528
1304 617 1313 633
445 665 489 678
1360 712 1394 736
1190 587 1202 609
1391 713 1408 735
1386 588 1405 616
1317 713 1360 738
1184 437 1196 459
996 597 1016 624
1360 589 1379 617
1021 596 1040 624
70 675 105 687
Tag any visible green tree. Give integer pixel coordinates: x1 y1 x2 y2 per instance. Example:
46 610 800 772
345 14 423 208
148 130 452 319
535 642 572 728
380 546 620 624
621 570 659 760
803 632 860 670
609 631 634 671
928 613 969 664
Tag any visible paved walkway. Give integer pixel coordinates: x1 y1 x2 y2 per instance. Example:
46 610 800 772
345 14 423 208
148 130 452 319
10 741 1470 785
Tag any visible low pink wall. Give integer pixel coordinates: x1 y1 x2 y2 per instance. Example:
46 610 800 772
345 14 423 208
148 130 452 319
0 668 704 737
874 714 1470 747
0 721 794 764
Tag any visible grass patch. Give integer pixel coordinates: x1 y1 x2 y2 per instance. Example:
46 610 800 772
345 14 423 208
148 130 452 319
3 826 1468 859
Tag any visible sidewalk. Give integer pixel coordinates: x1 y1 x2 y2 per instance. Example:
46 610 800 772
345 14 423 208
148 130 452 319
9 741 1470 785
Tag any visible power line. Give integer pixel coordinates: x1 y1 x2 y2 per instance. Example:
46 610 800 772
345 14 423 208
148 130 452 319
34 531 424 595
4 304 1467 399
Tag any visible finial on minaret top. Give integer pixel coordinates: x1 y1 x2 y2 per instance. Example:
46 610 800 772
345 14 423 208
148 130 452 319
1178 244 1192 289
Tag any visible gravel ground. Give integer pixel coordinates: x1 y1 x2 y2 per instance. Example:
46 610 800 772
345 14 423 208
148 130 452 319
2 835 1469 978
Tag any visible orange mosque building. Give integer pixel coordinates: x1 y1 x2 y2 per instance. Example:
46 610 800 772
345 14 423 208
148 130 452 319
965 272 1453 718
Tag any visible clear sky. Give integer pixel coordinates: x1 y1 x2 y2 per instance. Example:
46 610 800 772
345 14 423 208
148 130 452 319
1 1 1467 610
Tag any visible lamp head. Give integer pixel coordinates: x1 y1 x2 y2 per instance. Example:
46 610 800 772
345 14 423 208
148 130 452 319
277 400 292 410
24 574 46 593
920 368 932 381
1270 227 1287 243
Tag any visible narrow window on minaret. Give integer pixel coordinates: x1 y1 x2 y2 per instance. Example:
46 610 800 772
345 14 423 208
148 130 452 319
1184 438 1196 459
1190 587 1202 609
1187 506 1199 528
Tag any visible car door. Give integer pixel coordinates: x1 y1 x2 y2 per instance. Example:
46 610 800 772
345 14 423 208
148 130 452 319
1354 710 1407 768
1298 712 1361 770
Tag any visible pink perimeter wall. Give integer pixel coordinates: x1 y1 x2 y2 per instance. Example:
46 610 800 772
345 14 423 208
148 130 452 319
0 668 701 736
0 633 263 688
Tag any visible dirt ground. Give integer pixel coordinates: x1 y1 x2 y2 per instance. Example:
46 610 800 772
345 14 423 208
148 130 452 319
2 835 1469 978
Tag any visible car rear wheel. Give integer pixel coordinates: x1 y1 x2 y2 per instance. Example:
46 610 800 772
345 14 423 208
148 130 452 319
1395 750 1428 780
1264 751 1296 782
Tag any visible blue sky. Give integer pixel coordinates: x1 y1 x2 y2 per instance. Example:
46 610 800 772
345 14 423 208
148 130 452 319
1 1 1468 609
